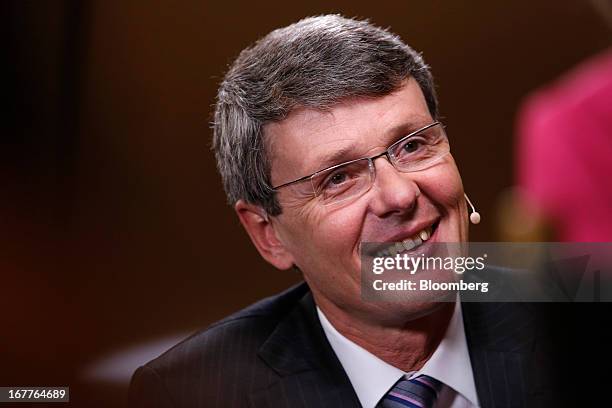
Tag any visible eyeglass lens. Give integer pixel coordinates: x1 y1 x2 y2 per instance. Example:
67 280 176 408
311 123 449 206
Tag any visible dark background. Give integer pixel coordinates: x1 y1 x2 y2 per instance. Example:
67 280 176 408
3 1 610 406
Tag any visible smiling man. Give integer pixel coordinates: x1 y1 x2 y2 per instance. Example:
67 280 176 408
129 15 558 408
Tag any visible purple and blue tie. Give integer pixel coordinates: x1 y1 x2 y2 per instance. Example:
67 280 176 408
377 374 443 408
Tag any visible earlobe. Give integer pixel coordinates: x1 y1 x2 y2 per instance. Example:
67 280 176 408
234 200 295 270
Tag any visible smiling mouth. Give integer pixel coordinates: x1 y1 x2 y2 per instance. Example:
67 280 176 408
373 221 439 257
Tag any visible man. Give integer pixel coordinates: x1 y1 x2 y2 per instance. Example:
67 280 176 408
129 15 558 407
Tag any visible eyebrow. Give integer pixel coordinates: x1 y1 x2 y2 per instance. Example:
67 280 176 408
311 146 356 173
387 121 428 139
309 119 431 172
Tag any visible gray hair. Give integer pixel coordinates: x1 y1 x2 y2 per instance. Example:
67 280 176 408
212 15 438 215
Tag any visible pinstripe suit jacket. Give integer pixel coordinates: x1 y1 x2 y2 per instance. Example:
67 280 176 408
129 282 558 408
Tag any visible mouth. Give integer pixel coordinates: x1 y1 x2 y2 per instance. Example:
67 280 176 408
368 221 440 258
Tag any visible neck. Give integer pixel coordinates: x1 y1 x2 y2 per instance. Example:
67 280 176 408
316 297 455 372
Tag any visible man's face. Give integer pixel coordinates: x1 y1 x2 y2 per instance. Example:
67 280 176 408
265 78 469 324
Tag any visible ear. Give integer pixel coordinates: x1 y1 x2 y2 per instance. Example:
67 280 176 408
234 200 295 270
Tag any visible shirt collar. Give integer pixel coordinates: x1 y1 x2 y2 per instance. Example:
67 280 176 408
414 301 480 406
316 307 404 408
317 301 479 408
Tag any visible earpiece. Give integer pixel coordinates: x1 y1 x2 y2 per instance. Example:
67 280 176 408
464 193 481 224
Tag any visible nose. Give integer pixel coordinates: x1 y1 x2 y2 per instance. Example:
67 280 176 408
368 156 420 217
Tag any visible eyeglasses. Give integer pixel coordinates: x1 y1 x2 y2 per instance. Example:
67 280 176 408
271 121 450 207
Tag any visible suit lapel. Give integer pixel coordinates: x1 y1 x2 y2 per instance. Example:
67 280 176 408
253 289 361 408
462 301 540 408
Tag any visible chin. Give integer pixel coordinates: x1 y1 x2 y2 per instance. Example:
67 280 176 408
368 300 452 327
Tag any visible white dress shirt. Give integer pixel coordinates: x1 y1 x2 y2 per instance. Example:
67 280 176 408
317 302 480 408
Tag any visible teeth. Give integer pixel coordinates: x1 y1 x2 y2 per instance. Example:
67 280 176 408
375 225 435 257
403 239 415 251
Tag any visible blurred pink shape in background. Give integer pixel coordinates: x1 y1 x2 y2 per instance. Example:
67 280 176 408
517 49 612 242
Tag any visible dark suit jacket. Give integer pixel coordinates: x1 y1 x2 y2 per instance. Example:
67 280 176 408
129 282 560 408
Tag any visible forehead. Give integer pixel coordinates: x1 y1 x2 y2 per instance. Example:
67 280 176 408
265 78 433 185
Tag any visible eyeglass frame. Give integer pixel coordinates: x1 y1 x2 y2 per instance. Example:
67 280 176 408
270 121 449 199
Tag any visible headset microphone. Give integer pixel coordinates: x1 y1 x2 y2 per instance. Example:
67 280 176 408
464 193 481 224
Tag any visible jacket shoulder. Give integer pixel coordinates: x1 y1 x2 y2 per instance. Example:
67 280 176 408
129 282 309 407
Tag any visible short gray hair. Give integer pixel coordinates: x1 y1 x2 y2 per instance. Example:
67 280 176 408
212 15 438 215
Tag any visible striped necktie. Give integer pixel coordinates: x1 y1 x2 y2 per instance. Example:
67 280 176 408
377 374 443 408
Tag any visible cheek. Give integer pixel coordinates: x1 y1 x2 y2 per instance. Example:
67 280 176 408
284 204 365 269
420 164 464 210
320 209 364 254
421 160 470 240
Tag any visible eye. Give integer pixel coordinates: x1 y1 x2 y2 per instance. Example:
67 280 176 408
396 137 426 157
316 167 357 195
311 158 370 201
329 172 347 185
402 139 421 153
321 170 350 190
